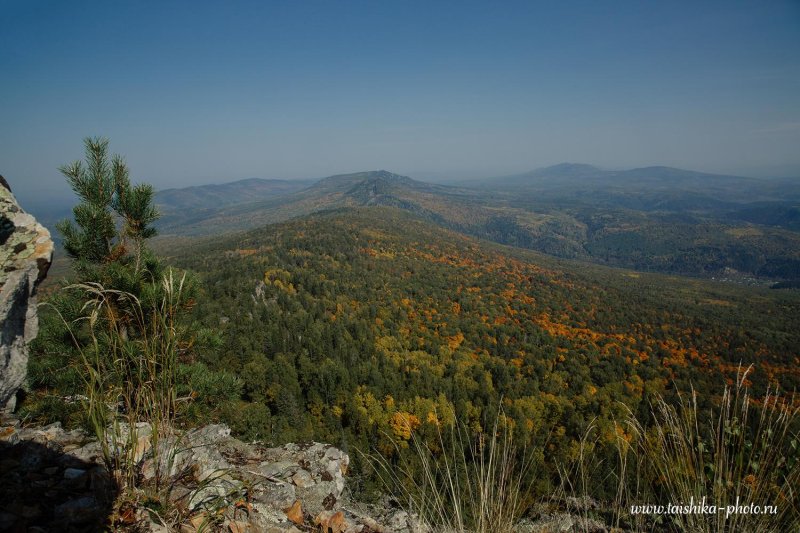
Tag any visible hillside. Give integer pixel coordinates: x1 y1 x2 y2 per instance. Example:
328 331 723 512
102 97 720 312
154 170 486 236
155 177 312 230
166 207 800 499
482 164 792 203
157 177 311 209
18 176 311 243
154 167 800 281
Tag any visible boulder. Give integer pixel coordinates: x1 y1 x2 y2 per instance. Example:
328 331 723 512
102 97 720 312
257 441 350 517
0 176 53 409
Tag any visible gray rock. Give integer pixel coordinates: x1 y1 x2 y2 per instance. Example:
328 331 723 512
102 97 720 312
187 472 244 511
3 418 406 533
246 504 304 533
176 424 233 481
565 495 601 512
518 512 608 533
378 509 431 533
291 469 314 488
251 481 297 511
19 421 65 444
0 177 53 409
258 441 350 517
69 440 104 465
0 425 19 445
54 496 102 524
63 467 87 480
62 470 89 489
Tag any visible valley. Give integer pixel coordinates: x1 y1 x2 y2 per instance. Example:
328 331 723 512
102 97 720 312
148 165 800 283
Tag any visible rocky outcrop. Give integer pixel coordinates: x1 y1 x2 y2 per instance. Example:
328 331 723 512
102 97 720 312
0 417 426 532
0 176 53 410
0 415 615 532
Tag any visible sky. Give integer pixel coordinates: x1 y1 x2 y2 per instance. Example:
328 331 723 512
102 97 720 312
2 0 799 207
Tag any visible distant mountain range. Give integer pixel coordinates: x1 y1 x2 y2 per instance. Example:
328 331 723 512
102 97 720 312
146 165 800 281
155 178 312 231
151 165 800 234
484 163 800 203
153 169 488 235
156 178 313 210
22 163 800 281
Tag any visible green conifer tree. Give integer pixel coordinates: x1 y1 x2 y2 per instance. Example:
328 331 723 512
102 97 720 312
57 136 160 287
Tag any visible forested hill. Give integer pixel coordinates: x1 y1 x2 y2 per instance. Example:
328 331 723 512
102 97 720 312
153 168 800 282
166 207 800 495
155 177 312 230
154 170 481 236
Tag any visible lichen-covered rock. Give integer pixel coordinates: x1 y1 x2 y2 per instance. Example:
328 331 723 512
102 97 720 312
0 176 53 409
0 415 416 532
517 512 609 533
257 441 350 517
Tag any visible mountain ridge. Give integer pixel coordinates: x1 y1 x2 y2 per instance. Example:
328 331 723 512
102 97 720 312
151 167 800 281
156 177 312 210
486 164 766 190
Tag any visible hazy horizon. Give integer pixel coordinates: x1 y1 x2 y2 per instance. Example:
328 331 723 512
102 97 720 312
3 1 800 208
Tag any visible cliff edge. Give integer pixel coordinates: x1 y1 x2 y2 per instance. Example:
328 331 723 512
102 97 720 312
0 176 53 409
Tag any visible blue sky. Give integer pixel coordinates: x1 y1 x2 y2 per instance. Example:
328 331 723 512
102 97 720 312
2 0 799 206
